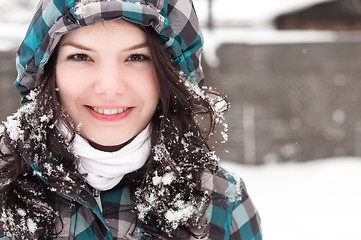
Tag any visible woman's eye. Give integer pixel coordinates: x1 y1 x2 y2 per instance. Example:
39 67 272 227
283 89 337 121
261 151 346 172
127 54 150 62
68 54 91 62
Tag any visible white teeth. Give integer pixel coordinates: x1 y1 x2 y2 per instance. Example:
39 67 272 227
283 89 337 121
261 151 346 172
91 107 127 115
93 107 104 114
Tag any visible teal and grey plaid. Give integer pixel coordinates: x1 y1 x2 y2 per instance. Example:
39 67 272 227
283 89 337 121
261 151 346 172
0 167 262 239
15 0 204 96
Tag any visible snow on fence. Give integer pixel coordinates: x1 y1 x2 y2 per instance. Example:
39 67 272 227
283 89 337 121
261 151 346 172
204 41 361 164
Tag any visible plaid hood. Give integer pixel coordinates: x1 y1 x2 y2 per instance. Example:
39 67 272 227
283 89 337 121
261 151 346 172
14 0 204 96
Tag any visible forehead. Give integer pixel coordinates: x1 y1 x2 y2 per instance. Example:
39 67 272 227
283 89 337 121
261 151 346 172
59 19 147 46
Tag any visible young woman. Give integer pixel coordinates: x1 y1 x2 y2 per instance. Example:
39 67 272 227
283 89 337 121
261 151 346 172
0 0 262 239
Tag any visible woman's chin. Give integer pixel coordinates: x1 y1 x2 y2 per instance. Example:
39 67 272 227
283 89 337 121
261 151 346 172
87 138 134 152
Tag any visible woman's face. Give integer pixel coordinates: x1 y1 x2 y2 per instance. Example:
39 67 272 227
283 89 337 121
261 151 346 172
56 20 159 148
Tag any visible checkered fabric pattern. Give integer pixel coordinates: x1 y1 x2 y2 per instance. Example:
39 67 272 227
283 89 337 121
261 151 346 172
14 0 204 96
0 167 262 239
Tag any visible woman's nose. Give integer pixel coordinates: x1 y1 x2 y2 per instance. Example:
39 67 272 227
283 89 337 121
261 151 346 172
94 63 126 95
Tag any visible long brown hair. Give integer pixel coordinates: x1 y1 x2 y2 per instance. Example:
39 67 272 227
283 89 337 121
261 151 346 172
0 50 85 238
129 26 229 238
0 23 228 239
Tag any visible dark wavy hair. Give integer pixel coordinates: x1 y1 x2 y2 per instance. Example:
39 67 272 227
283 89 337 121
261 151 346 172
0 24 228 239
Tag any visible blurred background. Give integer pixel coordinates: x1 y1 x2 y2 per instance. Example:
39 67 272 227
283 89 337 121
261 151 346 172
2 0 361 164
196 0 361 164
1 0 361 239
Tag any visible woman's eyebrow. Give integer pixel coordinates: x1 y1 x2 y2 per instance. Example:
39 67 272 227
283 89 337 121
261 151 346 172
123 42 149 51
60 41 94 51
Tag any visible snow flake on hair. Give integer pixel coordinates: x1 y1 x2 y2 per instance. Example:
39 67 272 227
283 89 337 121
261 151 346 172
2 88 80 190
135 169 199 234
0 182 57 239
1 84 85 237
179 71 230 146
152 171 175 186
134 117 219 236
152 142 171 163
164 195 197 230
4 89 52 149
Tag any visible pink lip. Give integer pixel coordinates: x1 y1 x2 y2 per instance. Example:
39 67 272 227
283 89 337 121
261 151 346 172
86 106 133 122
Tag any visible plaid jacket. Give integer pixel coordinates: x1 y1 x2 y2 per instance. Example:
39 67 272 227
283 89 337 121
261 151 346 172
0 167 262 240
15 0 204 97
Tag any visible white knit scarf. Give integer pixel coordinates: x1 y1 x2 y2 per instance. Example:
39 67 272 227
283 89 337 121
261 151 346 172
72 125 151 191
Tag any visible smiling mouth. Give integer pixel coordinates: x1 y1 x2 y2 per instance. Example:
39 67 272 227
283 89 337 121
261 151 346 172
90 106 128 115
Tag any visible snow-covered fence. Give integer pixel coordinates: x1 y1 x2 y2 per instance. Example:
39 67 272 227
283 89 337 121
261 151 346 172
204 41 361 164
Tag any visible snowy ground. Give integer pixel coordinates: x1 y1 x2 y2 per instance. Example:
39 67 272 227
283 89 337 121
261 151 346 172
221 157 361 240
